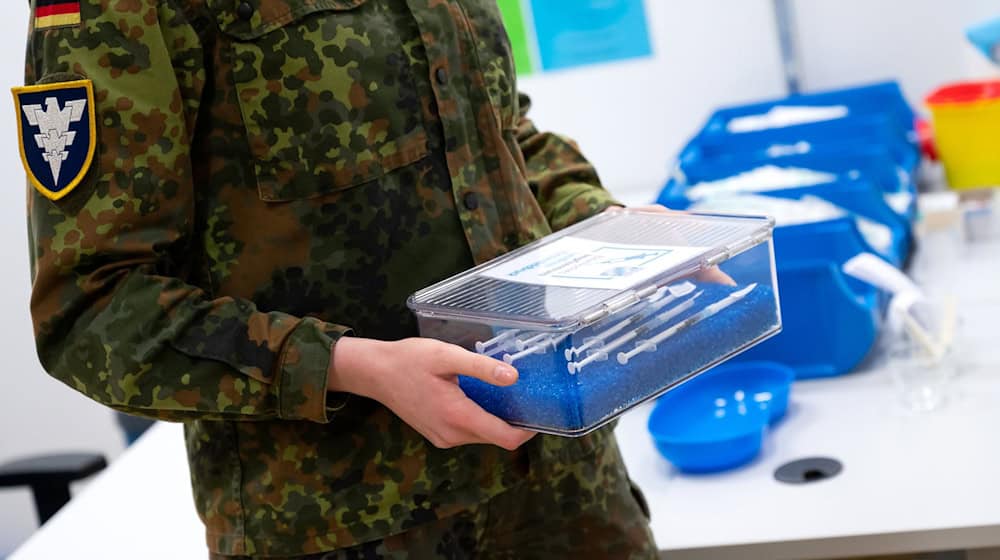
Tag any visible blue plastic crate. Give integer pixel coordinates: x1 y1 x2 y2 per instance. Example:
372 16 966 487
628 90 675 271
771 185 910 267
650 81 924 379
676 82 920 219
682 113 918 176
731 218 887 379
675 143 918 222
659 175 911 266
700 81 916 141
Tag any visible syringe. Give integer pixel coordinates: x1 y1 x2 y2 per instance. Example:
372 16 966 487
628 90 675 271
475 329 520 354
503 333 570 365
514 332 556 351
617 283 757 365
567 290 703 374
564 282 696 360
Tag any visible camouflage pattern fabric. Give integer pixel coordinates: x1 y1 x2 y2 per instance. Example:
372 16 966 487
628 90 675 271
22 0 643 556
210 438 657 559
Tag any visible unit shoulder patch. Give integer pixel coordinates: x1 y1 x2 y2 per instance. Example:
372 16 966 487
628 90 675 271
12 79 96 201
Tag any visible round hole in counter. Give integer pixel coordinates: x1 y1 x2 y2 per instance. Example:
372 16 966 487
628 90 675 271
774 457 842 484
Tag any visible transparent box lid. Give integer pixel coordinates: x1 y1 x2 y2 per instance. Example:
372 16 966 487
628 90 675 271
407 210 775 330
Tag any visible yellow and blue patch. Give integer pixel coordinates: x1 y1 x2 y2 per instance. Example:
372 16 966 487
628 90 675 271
12 79 96 201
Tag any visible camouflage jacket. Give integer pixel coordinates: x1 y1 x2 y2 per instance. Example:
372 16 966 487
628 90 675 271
23 0 620 555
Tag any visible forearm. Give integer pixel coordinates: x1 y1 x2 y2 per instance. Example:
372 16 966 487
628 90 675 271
515 93 621 230
33 264 350 423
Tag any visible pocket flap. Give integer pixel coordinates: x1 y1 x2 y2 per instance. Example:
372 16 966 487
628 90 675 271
209 0 367 40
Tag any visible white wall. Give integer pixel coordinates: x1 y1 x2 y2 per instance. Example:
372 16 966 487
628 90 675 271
520 0 787 205
794 0 1000 108
0 3 125 556
0 0 998 555
521 0 1000 206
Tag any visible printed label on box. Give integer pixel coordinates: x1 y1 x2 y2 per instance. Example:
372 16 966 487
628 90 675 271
482 236 709 290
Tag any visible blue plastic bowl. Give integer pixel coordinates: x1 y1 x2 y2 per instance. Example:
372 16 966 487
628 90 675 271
648 362 795 473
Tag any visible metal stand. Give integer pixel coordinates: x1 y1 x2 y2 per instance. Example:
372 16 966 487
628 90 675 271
773 0 802 95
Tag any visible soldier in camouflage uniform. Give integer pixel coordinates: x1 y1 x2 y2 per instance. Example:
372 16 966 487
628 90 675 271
18 0 657 557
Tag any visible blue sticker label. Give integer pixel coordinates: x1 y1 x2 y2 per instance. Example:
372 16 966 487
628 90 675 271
529 0 652 72
13 80 96 201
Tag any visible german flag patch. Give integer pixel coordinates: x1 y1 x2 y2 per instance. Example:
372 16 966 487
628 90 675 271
34 0 82 31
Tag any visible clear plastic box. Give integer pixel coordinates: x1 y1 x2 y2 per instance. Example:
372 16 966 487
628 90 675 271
407 210 782 436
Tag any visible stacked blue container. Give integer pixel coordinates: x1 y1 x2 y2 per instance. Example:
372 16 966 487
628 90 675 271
657 81 919 379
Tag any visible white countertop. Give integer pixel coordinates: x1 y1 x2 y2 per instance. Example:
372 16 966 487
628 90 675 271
616 237 1000 559
12 235 1000 560
10 420 205 560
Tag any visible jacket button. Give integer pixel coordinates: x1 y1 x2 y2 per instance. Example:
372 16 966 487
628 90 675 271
435 67 448 85
237 1 254 21
463 192 479 211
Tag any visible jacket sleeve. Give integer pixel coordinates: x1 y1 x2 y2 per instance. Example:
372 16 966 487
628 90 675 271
23 0 348 424
515 92 621 231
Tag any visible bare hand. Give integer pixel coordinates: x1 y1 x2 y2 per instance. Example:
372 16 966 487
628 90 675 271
328 337 536 451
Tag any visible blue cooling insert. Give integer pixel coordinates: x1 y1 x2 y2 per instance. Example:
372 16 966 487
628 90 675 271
459 283 779 434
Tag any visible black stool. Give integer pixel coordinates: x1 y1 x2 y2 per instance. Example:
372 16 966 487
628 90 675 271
0 453 107 524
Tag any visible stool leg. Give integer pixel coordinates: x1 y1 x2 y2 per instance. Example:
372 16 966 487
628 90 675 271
30 483 72 524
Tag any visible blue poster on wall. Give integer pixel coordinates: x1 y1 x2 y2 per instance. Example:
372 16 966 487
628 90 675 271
529 0 652 71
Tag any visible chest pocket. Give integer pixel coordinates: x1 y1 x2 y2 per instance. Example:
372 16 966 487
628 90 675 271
211 0 429 201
